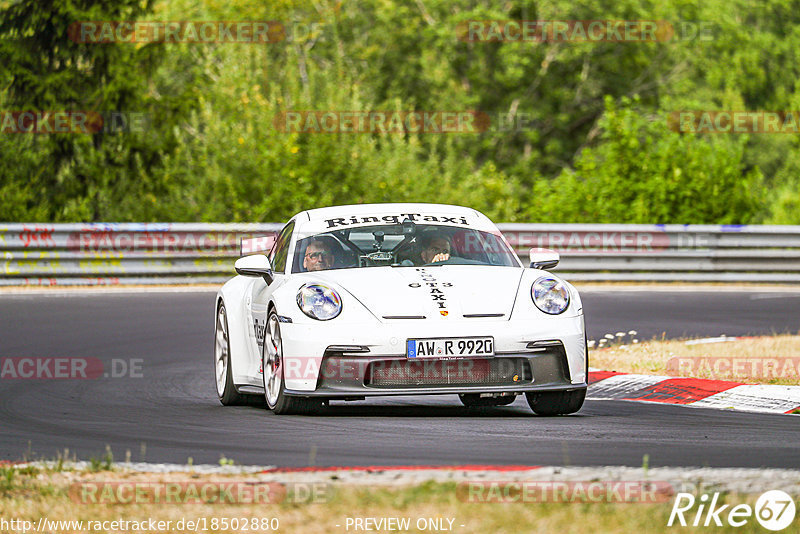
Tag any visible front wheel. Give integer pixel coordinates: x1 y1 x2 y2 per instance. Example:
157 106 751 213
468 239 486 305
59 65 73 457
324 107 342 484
526 388 586 416
262 310 323 415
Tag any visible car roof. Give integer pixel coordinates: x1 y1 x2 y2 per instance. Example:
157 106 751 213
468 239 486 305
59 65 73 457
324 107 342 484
290 203 497 235
302 203 481 221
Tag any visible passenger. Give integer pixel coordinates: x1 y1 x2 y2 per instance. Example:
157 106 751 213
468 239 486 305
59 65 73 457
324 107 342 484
419 232 452 264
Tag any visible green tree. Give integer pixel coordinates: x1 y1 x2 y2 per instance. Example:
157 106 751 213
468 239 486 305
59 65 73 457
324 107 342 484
529 97 763 223
0 0 203 220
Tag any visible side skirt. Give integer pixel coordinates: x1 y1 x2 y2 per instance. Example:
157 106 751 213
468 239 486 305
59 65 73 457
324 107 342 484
237 385 266 395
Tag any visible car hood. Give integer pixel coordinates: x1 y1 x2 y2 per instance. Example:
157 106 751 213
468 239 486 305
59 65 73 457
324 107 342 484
308 266 525 321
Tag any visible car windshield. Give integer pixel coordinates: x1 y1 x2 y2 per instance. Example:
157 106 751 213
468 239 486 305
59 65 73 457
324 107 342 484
291 223 519 273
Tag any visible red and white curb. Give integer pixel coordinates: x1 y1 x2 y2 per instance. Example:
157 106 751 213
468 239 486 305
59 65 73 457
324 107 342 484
588 371 800 414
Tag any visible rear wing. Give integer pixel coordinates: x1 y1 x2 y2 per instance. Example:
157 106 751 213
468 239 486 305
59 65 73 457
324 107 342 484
240 235 276 256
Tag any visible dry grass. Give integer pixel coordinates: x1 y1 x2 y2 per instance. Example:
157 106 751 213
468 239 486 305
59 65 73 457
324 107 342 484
591 335 800 385
0 467 778 534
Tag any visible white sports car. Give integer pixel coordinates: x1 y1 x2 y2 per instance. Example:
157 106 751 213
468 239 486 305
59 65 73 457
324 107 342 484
214 203 587 415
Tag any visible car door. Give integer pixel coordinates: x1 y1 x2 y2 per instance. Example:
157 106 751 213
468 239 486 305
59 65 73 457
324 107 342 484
245 221 295 383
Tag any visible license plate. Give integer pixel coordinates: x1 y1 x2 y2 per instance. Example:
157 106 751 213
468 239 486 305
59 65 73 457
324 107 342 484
407 337 494 358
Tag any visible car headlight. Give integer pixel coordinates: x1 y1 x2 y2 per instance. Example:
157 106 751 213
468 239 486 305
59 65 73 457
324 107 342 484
531 276 570 315
296 283 342 320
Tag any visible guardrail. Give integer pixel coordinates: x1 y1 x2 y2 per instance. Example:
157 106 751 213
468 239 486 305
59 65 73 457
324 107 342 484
0 223 282 286
497 223 800 283
1 223 799 285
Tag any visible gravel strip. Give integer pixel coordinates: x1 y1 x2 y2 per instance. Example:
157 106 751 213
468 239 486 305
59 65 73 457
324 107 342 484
16 462 800 495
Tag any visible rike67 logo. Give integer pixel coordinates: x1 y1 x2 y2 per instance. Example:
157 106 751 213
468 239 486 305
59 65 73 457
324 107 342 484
668 490 796 531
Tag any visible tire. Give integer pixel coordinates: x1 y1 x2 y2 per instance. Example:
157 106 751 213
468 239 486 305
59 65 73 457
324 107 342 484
214 302 251 406
525 388 586 416
458 394 517 407
262 310 323 415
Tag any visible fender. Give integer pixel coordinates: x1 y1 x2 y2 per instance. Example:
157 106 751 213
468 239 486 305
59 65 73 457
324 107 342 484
217 276 256 387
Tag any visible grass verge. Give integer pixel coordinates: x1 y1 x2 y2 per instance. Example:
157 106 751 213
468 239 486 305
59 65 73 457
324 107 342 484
0 467 791 534
591 334 800 385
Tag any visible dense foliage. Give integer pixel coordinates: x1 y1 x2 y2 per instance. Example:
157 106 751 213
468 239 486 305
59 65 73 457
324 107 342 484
0 0 797 223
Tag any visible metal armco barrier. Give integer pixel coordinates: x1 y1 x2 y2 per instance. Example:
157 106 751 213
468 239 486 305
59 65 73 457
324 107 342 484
1 223 800 286
0 223 282 286
498 223 800 282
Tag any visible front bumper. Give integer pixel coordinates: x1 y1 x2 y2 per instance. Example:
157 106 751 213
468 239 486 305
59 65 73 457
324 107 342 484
285 346 584 398
278 314 586 395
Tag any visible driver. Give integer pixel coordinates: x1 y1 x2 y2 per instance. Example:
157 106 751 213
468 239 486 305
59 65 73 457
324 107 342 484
303 239 335 272
419 232 452 264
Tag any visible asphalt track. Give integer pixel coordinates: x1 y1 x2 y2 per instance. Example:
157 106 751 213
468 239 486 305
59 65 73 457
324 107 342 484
0 289 798 468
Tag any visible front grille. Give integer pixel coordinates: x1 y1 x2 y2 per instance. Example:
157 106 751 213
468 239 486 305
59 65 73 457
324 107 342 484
365 358 532 388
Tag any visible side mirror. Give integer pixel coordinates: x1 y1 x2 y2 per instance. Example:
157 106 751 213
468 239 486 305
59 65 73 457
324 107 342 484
235 254 274 283
529 248 559 270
